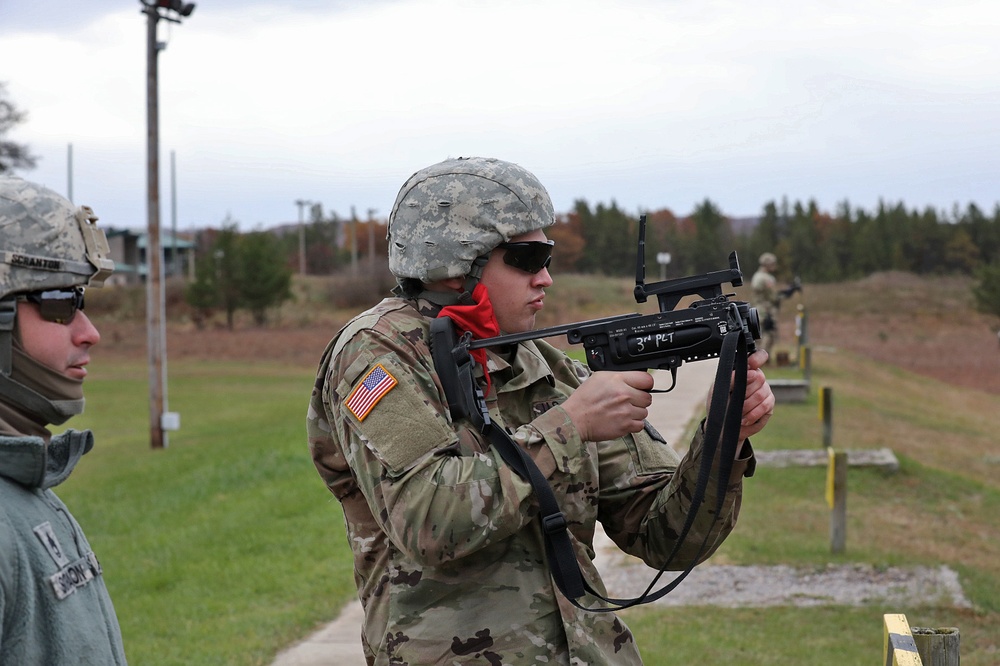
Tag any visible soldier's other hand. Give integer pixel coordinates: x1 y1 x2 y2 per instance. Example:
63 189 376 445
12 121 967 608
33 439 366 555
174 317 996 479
740 350 774 440
562 371 654 442
705 349 775 444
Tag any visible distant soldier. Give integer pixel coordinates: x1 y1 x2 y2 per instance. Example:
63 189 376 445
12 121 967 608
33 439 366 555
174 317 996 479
751 252 802 358
750 252 780 355
307 156 775 665
0 176 126 664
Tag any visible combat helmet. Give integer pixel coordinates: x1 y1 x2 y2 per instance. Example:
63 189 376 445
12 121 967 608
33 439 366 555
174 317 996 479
387 156 554 301
0 176 114 422
759 252 777 268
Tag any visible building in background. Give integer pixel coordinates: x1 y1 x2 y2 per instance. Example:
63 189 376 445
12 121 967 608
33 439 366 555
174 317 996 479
105 229 195 286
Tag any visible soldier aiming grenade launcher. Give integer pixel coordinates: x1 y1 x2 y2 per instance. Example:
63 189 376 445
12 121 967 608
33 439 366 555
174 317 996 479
431 215 761 610
443 214 761 399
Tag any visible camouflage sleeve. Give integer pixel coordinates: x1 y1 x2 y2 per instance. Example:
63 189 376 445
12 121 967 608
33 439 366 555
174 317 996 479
509 405 585 478
596 422 754 570
320 327 540 566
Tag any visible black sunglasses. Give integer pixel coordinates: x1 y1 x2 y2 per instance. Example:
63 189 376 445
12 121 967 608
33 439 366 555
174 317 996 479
20 287 86 324
497 240 554 274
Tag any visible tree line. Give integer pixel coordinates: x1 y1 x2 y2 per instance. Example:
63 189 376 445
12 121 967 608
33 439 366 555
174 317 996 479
180 195 1000 324
554 197 1000 283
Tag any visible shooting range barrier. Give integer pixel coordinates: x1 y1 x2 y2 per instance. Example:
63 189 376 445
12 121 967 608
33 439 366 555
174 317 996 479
758 385 900 553
769 378 810 403
770 324 812 403
884 614 961 666
755 448 899 472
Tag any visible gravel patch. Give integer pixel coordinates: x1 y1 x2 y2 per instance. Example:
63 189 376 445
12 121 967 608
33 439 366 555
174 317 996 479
599 561 971 609
593 529 971 609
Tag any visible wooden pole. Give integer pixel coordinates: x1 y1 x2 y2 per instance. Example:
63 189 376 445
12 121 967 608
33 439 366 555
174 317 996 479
912 627 960 666
820 386 833 448
145 3 166 449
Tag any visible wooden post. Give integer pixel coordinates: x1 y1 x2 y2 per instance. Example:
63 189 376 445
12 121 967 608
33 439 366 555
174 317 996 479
912 627 960 666
800 344 811 383
819 386 833 448
884 614 923 666
828 449 847 554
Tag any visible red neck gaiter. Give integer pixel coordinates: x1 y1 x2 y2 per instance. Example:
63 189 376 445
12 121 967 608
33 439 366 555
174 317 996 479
436 282 500 396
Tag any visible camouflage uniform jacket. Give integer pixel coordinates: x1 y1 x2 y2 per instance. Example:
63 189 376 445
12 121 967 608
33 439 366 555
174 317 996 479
750 268 779 320
307 296 755 666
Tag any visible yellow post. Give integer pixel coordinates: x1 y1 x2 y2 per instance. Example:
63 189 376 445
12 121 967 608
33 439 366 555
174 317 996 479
828 449 847 553
884 614 923 666
819 386 832 448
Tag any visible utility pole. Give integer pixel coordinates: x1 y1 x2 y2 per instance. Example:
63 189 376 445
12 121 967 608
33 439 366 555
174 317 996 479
170 150 178 277
366 208 377 274
350 206 359 276
295 199 312 275
142 0 194 449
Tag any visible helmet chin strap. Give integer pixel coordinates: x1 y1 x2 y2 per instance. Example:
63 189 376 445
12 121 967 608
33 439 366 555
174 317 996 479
0 298 15 376
405 254 491 307
457 255 490 304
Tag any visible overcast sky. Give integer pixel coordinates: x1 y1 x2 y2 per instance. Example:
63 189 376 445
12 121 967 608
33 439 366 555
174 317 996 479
2 0 998 231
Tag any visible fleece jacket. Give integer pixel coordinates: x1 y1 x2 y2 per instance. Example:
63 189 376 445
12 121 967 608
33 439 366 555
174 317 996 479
0 429 127 664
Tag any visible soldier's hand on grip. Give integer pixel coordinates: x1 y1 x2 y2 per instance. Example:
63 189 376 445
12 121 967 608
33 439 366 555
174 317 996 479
562 370 654 442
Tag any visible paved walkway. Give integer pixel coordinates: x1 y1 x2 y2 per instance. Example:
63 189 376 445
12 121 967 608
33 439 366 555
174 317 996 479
271 361 720 666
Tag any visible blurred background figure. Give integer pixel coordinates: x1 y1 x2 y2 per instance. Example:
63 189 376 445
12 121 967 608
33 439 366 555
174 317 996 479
750 252 801 361
751 252 781 357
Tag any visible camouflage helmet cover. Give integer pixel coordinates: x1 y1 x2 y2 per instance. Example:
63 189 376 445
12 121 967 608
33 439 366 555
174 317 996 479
0 176 114 299
387 156 555 282
759 252 777 267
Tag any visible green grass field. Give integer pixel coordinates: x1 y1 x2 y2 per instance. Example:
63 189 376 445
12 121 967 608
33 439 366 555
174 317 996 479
58 361 355 665
53 279 1000 664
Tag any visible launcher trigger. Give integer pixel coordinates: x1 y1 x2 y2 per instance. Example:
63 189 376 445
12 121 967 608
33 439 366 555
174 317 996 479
650 367 678 394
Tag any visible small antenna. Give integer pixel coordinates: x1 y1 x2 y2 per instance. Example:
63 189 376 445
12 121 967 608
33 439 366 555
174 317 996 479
634 215 648 303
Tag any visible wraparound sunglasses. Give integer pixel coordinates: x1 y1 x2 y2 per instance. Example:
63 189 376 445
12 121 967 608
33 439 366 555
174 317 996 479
19 287 86 324
497 240 554 274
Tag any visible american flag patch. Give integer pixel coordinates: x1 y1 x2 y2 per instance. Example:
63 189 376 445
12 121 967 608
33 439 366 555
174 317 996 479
346 364 397 421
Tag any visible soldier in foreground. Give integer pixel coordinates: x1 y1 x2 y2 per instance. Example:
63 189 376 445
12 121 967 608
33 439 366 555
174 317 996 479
307 157 774 665
0 177 127 664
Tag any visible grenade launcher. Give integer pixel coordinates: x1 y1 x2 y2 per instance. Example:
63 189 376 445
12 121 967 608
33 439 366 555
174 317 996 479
460 215 761 392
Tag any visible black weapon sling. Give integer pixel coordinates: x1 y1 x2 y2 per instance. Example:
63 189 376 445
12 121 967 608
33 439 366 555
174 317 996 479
429 314 749 611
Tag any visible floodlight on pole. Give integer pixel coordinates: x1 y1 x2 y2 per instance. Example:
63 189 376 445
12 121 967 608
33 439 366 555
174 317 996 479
141 0 194 449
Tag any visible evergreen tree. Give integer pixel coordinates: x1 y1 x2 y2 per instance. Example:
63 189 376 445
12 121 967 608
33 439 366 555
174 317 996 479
688 198 732 273
183 220 291 328
573 200 601 274
786 201 821 279
972 261 1000 322
238 230 293 325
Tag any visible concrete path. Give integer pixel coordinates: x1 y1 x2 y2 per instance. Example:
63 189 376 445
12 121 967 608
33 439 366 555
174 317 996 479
271 361 720 666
